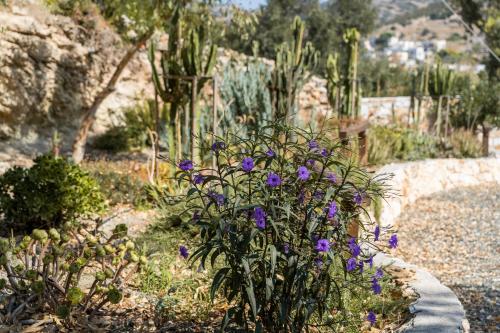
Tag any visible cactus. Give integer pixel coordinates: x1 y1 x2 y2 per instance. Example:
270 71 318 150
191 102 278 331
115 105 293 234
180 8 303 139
149 6 216 166
429 59 456 137
269 17 319 121
342 28 361 119
326 53 341 116
0 222 145 325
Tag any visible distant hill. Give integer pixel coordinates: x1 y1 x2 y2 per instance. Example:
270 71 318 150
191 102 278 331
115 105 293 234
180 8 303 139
374 0 448 26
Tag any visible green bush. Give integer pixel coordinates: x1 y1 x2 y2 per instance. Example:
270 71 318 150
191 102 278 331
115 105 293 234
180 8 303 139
90 170 150 208
0 223 146 327
446 130 483 158
0 155 105 234
368 126 439 165
170 123 394 331
92 101 156 153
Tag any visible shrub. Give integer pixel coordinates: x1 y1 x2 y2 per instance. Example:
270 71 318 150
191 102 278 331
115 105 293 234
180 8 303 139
90 169 149 208
0 223 146 326
446 130 482 158
0 155 105 234
171 123 395 331
92 101 156 153
368 126 439 165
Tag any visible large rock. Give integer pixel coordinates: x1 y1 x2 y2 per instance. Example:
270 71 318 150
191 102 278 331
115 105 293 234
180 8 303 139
0 2 152 156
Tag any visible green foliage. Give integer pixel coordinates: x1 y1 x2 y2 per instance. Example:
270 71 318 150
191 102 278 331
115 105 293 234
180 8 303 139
270 17 319 120
171 122 392 331
368 126 439 165
447 129 483 158
0 155 105 234
92 101 156 153
219 58 272 137
90 170 150 208
0 223 145 326
223 0 377 73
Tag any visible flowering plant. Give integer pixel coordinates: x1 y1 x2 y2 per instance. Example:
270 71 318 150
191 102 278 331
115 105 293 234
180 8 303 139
173 123 395 331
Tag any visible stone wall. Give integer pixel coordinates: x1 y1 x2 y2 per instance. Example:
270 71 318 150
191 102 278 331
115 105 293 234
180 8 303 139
374 157 500 228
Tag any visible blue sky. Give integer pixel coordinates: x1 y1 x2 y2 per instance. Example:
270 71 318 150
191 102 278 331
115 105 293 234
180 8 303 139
229 0 267 10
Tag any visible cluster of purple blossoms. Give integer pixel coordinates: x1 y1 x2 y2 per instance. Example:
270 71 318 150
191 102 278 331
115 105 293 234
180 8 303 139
208 191 225 207
374 225 380 241
346 257 357 271
326 172 337 183
193 174 205 185
367 311 377 325
211 141 226 153
297 166 310 181
389 234 398 249
308 140 319 150
371 277 382 294
348 237 361 257
315 239 330 252
266 172 282 187
253 207 266 230
354 191 363 205
179 245 189 259
321 148 329 157
327 201 337 219
241 157 254 172
178 159 193 171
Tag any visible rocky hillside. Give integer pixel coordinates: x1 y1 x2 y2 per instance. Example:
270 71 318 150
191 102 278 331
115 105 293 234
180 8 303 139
0 1 152 158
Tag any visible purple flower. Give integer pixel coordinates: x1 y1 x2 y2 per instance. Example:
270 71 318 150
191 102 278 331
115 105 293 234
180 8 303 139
327 201 337 219
346 257 357 271
266 172 282 187
371 278 382 294
365 256 374 269
314 257 323 268
389 234 398 249
253 207 266 230
374 225 380 241
315 239 330 252
321 148 329 157
178 160 193 171
367 311 376 326
358 260 364 273
179 245 189 259
266 149 275 157
354 192 363 205
348 237 361 257
283 243 290 254
297 166 310 181
313 191 324 200
211 141 226 153
374 268 384 279
241 157 254 172
209 191 225 207
308 140 319 150
326 172 337 183
193 174 205 185
306 159 315 167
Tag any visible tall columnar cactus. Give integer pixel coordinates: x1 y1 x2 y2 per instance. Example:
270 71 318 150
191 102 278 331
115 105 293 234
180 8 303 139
413 62 430 131
343 28 361 119
326 53 341 116
269 17 319 121
429 60 456 137
149 6 216 165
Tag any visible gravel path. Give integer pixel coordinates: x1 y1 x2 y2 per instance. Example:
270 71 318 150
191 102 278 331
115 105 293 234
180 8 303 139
396 183 499 333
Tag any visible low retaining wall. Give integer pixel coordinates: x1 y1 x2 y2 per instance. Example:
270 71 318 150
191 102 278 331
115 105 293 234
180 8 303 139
370 157 500 332
375 157 500 228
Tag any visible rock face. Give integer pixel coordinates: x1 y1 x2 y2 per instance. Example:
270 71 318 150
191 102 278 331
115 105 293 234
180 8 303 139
0 2 152 156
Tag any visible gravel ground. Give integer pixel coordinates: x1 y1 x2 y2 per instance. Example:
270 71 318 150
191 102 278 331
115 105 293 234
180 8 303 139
396 183 499 333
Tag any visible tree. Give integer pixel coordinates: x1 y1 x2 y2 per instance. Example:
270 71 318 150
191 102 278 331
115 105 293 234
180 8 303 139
222 0 377 72
71 0 185 164
452 0 500 80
